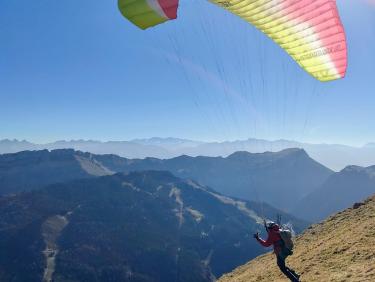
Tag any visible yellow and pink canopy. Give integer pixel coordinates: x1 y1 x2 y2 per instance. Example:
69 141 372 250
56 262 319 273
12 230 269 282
118 0 347 82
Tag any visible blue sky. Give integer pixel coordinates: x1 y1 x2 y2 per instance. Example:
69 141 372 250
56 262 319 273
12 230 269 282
1 0 374 145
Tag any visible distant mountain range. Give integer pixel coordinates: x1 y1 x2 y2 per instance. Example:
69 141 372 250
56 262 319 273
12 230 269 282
1 138 375 171
294 165 375 222
1 149 373 223
0 149 332 213
0 171 307 282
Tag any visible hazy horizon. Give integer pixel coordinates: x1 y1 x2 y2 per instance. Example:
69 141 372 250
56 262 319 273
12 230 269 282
1 136 375 148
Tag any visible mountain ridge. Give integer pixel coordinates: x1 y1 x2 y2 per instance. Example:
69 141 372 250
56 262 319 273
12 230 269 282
0 148 333 214
294 164 375 222
93 148 332 212
0 149 112 195
1 138 375 170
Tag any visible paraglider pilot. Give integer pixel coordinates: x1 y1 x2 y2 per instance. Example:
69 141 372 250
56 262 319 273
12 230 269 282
254 221 300 282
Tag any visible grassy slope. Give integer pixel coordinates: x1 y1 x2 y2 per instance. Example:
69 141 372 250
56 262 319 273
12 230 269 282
219 195 375 282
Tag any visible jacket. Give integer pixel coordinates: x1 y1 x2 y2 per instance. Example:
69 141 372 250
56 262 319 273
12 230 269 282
256 226 283 255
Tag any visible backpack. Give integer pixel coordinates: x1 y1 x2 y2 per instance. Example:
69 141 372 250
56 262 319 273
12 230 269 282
279 228 294 253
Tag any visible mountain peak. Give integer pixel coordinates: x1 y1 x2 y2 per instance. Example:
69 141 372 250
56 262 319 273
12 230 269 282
226 148 307 160
277 147 307 156
227 151 253 159
341 165 365 173
341 165 375 176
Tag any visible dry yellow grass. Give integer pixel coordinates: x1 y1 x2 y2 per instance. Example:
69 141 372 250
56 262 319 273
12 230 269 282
219 196 375 282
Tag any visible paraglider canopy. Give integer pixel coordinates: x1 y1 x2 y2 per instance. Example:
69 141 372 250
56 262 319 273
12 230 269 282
118 0 348 82
118 0 178 29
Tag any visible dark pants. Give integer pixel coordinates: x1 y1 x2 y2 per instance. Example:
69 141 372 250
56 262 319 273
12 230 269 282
277 255 299 282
